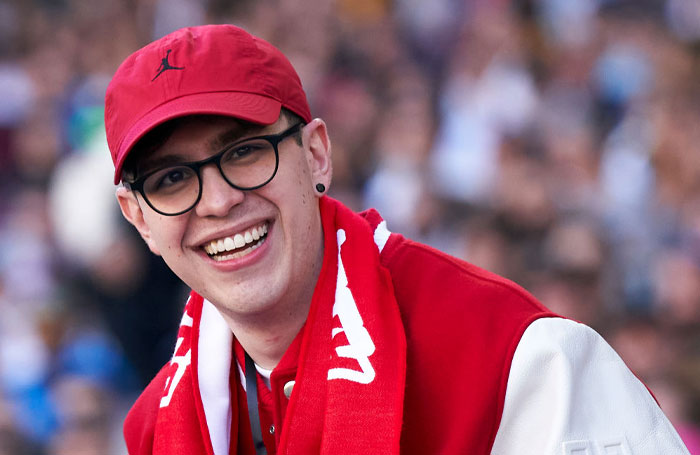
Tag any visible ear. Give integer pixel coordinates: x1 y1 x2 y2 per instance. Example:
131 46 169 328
302 118 333 193
116 187 162 256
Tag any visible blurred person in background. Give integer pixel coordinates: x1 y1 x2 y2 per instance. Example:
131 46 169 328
104 23 689 455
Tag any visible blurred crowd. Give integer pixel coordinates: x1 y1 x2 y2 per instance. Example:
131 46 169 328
1 0 700 453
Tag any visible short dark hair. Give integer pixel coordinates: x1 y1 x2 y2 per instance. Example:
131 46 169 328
281 108 305 145
121 108 305 182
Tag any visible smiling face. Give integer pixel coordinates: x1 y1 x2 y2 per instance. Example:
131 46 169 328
117 114 332 325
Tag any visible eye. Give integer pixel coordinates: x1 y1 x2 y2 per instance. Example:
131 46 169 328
145 166 196 193
222 140 271 164
161 169 186 185
231 145 258 157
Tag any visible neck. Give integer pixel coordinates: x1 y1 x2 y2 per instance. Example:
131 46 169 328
227 306 309 370
222 231 325 370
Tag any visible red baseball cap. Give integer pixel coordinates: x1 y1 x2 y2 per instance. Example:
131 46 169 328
105 24 312 184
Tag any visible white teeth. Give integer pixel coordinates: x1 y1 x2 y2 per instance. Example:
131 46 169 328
211 236 266 262
203 222 269 257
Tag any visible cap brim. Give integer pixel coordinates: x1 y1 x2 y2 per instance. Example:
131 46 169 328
113 91 282 184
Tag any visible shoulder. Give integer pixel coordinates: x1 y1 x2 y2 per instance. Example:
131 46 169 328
381 234 552 332
123 365 171 455
385 235 560 452
492 317 690 454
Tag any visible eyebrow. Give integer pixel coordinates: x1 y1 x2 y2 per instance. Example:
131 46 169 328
136 154 191 175
212 127 252 150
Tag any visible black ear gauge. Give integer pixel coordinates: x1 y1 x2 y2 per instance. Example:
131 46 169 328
315 183 326 193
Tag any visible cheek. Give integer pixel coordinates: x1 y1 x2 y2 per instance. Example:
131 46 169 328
143 213 188 255
267 173 317 241
296 155 315 204
272 152 315 204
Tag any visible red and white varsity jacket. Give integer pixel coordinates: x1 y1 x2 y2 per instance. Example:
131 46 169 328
124 217 689 454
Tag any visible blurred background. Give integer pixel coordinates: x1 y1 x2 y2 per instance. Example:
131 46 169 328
1 0 700 453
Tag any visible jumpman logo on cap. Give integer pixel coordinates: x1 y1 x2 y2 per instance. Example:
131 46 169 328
152 49 184 81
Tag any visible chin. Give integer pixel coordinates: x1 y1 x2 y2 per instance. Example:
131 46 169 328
211 278 288 316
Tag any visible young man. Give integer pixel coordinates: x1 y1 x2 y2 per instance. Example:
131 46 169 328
105 24 689 455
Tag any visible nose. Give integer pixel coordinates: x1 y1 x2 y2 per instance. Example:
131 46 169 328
194 164 245 217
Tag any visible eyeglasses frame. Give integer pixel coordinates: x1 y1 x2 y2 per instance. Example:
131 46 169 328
124 122 305 216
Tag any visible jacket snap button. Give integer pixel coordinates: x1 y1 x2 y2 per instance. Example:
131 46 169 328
283 380 295 399
269 424 275 435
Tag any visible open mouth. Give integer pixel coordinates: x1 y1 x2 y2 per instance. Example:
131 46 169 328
203 222 269 262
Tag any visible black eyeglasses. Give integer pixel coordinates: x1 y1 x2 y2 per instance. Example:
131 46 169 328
125 123 303 216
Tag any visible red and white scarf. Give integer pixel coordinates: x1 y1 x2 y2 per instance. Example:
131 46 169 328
143 197 406 454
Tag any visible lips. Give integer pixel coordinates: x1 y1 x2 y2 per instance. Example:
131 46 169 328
202 222 269 261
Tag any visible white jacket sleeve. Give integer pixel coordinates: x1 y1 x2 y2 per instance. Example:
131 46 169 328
491 317 689 455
